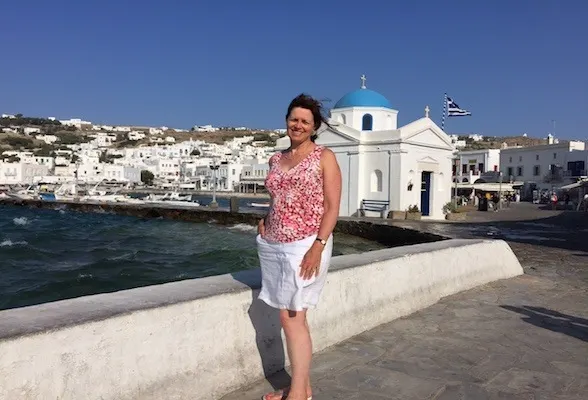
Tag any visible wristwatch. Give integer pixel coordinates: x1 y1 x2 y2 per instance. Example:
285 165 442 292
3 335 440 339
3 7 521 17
315 238 327 246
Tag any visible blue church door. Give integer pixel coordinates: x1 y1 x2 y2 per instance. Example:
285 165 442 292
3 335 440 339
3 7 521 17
420 171 431 216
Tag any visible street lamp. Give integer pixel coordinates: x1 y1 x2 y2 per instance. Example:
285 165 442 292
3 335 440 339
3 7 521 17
498 171 503 210
209 157 219 208
453 154 460 209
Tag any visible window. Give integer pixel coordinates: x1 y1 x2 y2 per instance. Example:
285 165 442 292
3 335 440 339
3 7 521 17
507 167 514 177
536 154 539 161
553 153 557 159
370 170 383 192
362 114 373 131
509 157 512 163
517 166 523 176
533 165 540 176
519 156 522 162
478 163 484 173
462 164 467 174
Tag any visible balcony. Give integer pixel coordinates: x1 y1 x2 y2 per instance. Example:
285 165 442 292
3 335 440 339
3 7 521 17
564 169 588 177
452 170 481 184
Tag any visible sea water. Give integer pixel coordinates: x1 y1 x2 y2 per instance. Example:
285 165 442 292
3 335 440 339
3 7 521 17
0 204 385 310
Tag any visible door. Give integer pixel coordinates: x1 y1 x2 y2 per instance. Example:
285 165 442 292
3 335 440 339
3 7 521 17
420 171 431 216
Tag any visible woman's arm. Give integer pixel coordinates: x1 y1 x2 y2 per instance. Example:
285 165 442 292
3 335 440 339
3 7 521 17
258 155 277 234
314 148 342 248
299 148 342 279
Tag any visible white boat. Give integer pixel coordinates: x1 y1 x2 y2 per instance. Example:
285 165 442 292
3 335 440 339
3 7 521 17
7 185 39 200
249 202 270 208
79 180 138 203
143 192 200 207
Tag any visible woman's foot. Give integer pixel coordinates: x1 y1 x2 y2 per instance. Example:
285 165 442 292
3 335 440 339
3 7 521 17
261 387 312 400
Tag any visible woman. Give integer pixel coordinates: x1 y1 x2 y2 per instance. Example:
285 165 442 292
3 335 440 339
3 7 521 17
257 93 342 400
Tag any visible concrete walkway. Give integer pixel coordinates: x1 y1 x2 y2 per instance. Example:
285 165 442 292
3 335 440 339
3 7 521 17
222 223 588 399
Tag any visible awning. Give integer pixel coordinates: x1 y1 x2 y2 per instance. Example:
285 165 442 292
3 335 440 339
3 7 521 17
456 183 516 192
559 181 588 190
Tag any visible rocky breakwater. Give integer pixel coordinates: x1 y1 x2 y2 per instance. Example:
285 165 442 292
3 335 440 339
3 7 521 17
0 198 449 247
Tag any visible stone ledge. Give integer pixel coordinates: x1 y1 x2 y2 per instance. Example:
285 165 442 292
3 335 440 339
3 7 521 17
0 238 523 400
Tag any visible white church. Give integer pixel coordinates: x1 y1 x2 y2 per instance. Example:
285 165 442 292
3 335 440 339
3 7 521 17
277 76 455 220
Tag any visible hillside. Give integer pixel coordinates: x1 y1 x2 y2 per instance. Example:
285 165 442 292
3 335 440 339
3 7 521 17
460 135 560 151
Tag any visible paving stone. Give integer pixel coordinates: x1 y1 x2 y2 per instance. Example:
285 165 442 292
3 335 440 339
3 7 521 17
485 368 574 395
331 365 445 399
221 209 588 400
371 355 482 384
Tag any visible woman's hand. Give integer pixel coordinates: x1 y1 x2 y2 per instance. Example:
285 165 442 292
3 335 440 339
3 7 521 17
257 218 265 236
299 244 323 280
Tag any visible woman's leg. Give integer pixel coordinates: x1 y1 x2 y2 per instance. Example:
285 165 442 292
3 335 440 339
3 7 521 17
264 309 312 400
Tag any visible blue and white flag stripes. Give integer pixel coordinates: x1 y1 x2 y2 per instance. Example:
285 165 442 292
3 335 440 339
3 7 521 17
442 93 471 129
446 96 471 116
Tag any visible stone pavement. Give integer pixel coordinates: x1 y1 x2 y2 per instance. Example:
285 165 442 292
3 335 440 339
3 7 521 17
222 212 588 399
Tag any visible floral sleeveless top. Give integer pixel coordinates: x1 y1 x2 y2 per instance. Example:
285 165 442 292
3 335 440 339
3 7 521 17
263 146 325 243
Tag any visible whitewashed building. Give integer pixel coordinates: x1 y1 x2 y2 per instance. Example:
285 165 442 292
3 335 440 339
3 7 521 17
499 140 586 188
0 162 49 185
277 77 455 219
455 149 501 184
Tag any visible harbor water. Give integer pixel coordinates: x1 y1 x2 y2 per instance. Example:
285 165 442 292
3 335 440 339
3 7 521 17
0 204 385 311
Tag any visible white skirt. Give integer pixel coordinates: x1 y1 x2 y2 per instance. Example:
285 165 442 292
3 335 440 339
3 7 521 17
257 233 333 311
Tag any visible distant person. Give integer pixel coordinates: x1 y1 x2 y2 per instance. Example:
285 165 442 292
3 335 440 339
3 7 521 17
492 193 500 212
257 94 342 400
551 192 558 210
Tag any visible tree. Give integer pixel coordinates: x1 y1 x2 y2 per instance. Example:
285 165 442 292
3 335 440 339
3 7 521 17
34 144 55 156
3 136 34 149
141 170 154 185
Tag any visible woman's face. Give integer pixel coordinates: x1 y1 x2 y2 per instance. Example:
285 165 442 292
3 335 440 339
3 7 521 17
286 107 314 145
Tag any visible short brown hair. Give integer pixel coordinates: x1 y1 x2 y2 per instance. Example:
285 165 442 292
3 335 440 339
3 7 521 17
286 93 330 142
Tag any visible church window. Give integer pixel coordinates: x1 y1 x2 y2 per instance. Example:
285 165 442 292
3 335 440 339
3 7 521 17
362 114 373 131
370 169 383 192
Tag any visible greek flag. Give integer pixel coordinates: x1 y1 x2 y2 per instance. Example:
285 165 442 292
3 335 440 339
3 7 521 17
446 95 471 117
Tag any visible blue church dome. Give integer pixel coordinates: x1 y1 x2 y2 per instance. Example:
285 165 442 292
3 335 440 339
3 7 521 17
333 88 392 109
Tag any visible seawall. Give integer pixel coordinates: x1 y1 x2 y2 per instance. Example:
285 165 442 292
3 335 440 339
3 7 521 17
0 230 523 399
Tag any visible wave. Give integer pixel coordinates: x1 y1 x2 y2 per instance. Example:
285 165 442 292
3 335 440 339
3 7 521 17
13 217 29 226
1 239 28 247
228 223 257 233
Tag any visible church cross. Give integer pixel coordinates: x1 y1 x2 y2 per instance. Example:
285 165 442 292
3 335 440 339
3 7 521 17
425 105 430 118
360 74 367 89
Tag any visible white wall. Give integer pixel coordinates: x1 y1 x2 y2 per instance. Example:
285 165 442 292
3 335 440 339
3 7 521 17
331 107 398 131
500 141 586 184
0 162 50 185
399 144 452 219
0 239 523 400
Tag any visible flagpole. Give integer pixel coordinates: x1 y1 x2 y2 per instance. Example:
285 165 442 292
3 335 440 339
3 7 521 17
441 93 447 130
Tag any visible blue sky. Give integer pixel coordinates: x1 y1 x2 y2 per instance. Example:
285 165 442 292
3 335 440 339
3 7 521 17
1 1 587 139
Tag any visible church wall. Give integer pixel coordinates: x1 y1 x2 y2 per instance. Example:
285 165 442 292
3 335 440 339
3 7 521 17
327 146 361 217
349 108 398 131
400 144 453 219
331 108 398 132
389 152 404 212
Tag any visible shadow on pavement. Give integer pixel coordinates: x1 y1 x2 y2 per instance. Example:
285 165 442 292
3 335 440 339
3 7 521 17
500 305 588 343
230 269 291 392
